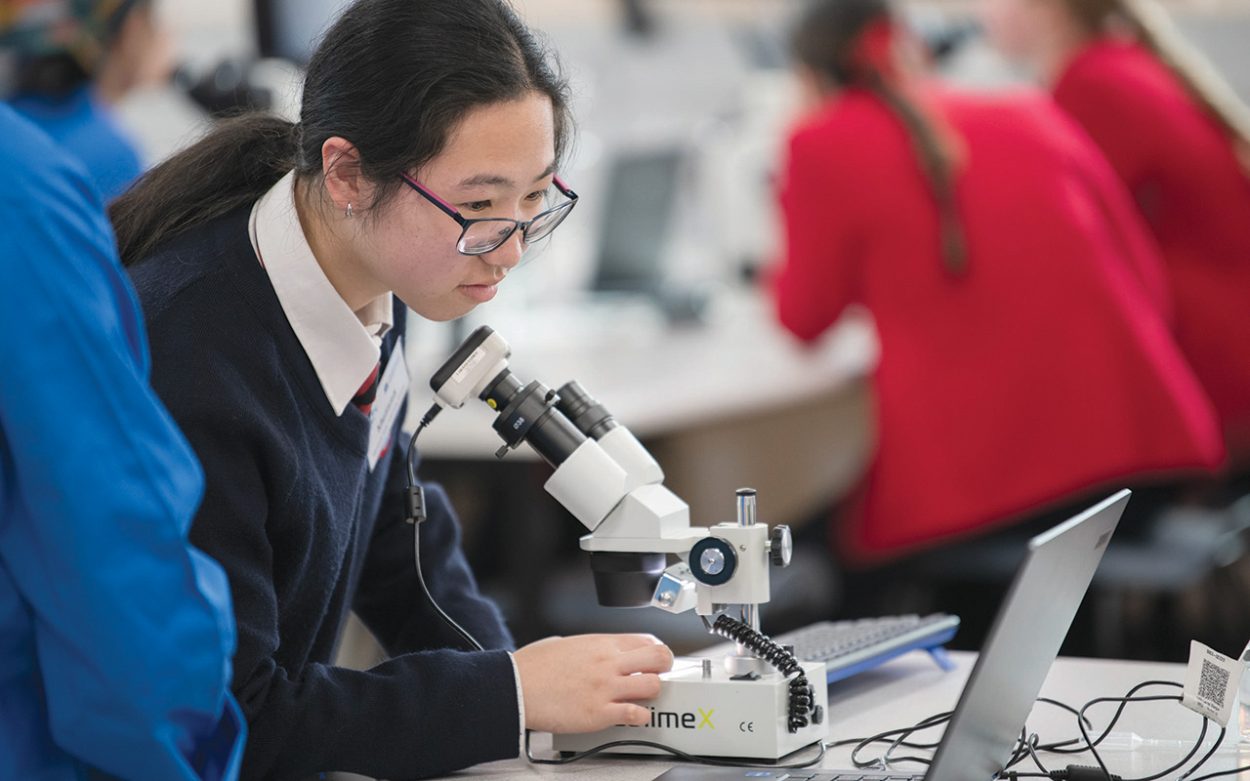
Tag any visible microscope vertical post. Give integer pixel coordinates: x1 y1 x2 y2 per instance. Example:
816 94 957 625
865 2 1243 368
736 488 761 659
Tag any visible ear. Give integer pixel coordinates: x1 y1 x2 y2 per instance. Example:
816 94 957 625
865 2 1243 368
321 137 372 214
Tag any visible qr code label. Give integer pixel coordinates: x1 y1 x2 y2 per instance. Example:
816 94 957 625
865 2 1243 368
1198 659 1231 708
1182 641 1240 725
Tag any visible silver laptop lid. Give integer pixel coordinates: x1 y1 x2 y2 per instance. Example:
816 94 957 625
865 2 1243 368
926 489 1130 781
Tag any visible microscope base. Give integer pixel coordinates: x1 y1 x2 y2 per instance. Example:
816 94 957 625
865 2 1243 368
552 656 827 761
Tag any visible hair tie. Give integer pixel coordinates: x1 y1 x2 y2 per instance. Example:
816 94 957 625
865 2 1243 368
849 17 899 84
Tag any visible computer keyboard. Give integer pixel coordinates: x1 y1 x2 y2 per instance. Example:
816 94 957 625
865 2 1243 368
655 767 925 780
704 614 960 684
771 772 924 780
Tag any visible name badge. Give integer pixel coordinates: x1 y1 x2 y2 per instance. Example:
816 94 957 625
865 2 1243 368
368 336 409 471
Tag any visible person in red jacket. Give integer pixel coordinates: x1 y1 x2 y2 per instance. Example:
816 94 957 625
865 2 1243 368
982 0 1250 465
774 0 1225 567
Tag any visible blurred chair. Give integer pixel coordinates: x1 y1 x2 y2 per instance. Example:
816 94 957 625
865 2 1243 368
897 494 1250 661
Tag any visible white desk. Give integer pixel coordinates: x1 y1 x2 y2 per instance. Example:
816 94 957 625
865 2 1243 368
409 292 873 457
453 652 1250 780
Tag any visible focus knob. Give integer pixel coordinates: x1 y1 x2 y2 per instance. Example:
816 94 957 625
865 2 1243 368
689 537 738 586
770 525 793 567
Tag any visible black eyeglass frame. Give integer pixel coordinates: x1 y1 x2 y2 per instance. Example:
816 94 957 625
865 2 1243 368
400 173 579 256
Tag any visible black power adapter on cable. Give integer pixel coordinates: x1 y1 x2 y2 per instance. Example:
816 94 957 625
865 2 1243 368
1004 769 1123 781
1061 768 1123 781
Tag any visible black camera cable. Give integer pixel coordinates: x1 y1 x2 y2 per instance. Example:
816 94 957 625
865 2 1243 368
403 403 483 653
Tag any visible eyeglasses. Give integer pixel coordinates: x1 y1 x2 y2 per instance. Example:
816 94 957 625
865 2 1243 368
400 172 579 256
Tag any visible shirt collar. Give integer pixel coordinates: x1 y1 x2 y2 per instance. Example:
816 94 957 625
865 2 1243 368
249 170 394 416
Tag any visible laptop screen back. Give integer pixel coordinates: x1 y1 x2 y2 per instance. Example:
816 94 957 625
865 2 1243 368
926 490 1130 781
591 148 684 294
254 0 351 65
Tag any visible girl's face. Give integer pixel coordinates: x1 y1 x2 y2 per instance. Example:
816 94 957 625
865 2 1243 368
980 0 1050 63
361 92 558 322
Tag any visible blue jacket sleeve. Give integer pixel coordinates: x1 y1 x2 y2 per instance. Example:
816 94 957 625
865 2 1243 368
0 121 244 780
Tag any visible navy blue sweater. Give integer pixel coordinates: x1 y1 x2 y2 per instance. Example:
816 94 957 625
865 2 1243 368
128 207 520 780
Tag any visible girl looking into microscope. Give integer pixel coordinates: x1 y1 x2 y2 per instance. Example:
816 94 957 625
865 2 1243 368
113 1 673 778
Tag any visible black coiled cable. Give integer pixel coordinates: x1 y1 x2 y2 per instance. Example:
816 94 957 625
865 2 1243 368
710 614 817 733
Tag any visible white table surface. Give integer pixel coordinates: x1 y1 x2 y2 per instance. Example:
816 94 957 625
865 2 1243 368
443 651 1250 780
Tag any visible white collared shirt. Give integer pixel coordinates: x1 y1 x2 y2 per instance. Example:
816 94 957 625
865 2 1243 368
248 171 528 747
249 170 393 417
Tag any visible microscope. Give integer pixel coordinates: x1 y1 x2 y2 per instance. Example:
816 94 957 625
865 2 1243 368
424 326 827 761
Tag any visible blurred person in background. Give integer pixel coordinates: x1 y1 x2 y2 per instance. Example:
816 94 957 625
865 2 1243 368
983 0 1250 472
772 0 1225 573
0 104 242 780
1 0 172 200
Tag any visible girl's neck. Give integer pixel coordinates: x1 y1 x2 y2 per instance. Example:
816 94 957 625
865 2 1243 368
294 178 384 313
1037 20 1098 87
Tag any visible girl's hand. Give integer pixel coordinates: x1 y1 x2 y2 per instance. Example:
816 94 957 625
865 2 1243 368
513 633 674 733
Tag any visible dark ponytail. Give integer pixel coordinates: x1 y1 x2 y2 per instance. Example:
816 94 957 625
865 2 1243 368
110 0 571 267
111 115 298 267
869 75 967 274
791 0 968 275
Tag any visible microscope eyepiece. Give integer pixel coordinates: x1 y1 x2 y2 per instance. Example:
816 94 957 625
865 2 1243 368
481 373 586 467
556 381 619 440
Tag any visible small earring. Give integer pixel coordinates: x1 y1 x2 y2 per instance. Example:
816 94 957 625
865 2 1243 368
345 203 354 218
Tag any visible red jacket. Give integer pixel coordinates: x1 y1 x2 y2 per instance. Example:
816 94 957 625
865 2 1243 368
773 87 1224 564
1055 40 1250 456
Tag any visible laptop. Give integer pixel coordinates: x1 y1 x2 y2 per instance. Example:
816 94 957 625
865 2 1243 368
253 0 351 66
591 147 684 296
654 489 1131 781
